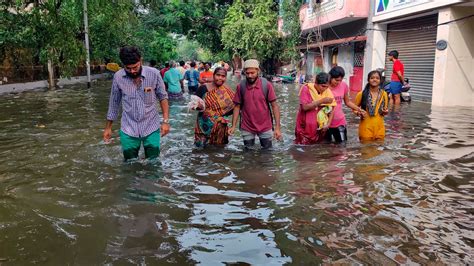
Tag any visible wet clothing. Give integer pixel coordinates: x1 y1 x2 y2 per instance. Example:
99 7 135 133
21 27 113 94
389 81 403 95
233 78 277 134
355 89 388 141
294 83 335 145
326 125 348 143
163 68 183 94
241 129 273 149
188 85 198 94
184 69 200 87
329 81 349 128
168 91 185 101
120 129 160 160
194 84 235 147
106 66 168 138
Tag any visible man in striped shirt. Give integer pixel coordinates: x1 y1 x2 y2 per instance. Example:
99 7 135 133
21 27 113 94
103 46 170 161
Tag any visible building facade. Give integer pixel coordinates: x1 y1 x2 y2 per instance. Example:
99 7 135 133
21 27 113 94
297 0 370 98
365 0 474 106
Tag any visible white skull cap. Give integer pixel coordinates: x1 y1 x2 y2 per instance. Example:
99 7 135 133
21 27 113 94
243 59 259 69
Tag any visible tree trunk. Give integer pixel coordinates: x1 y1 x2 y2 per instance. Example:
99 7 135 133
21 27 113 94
47 59 55 89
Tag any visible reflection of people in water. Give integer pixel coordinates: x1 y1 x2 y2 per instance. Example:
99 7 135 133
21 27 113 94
289 147 362 210
354 144 389 182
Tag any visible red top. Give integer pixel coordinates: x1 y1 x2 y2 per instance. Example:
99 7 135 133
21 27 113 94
233 78 277 134
391 60 404 82
160 67 169 78
199 71 213 81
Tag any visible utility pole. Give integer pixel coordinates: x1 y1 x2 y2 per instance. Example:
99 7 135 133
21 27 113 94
83 0 91 88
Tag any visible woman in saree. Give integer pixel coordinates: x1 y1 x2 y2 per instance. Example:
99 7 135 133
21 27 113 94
192 67 235 147
294 72 336 145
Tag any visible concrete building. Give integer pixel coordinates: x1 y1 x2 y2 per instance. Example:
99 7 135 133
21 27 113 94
296 0 370 98
365 0 474 106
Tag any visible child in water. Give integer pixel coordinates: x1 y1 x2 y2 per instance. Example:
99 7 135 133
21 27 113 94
354 70 389 141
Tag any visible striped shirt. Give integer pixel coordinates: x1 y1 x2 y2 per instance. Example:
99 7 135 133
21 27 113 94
106 66 168 138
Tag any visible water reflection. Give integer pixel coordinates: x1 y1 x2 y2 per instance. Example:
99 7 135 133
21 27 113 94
0 81 472 264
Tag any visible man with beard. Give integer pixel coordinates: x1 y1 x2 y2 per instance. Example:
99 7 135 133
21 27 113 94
228 59 282 149
103 46 170 161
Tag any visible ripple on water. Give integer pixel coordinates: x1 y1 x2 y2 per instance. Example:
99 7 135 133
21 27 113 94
0 82 473 264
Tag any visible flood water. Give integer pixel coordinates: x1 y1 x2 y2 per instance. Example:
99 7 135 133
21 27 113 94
0 80 473 265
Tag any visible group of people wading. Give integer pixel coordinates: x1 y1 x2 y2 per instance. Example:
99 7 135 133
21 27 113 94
103 46 389 161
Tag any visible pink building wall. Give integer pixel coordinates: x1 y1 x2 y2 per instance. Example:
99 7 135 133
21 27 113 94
300 0 369 31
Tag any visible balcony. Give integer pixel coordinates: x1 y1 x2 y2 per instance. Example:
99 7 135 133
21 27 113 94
300 0 369 32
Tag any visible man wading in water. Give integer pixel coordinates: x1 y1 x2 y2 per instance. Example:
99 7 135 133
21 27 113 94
228 59 282 149
103 46 170 161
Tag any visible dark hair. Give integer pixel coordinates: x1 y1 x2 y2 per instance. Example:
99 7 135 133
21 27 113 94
329 66 345 79
315 72 330 84
119 46 141 65
213 67 226 76
388 50 399 59
149 59 157 67
179 60 185 66
360 70 382 111
165 62 170 68
190 61 196 67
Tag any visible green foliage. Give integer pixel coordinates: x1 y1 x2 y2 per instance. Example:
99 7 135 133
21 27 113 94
1 1 85 76
280 0 301 62
145 0 232 53
87 0 138 63
1 0 296 78
197 48 213 63
222 0 280 62
139 31 177 64
176 39 200 61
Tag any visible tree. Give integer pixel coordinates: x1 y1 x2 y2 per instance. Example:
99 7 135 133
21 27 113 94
0 0 144 81
87 0 139 63
280 0 301 63
221 0 280 64
1 1 84 78
143 0 233 54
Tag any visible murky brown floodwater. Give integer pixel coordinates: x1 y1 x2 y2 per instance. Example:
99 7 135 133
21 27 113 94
0 79 472 265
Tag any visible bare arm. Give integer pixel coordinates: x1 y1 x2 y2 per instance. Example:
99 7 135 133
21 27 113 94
103 120 113 143
327 109 335 129
302 97 333 111
271 101 282 140
228 104 241 135
159 99 170 136
396 71 404 83
343 93 362 112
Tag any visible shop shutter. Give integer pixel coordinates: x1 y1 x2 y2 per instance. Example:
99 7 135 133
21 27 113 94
385 15 438 102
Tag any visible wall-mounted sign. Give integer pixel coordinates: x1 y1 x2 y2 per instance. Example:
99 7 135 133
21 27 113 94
375 0 430 15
